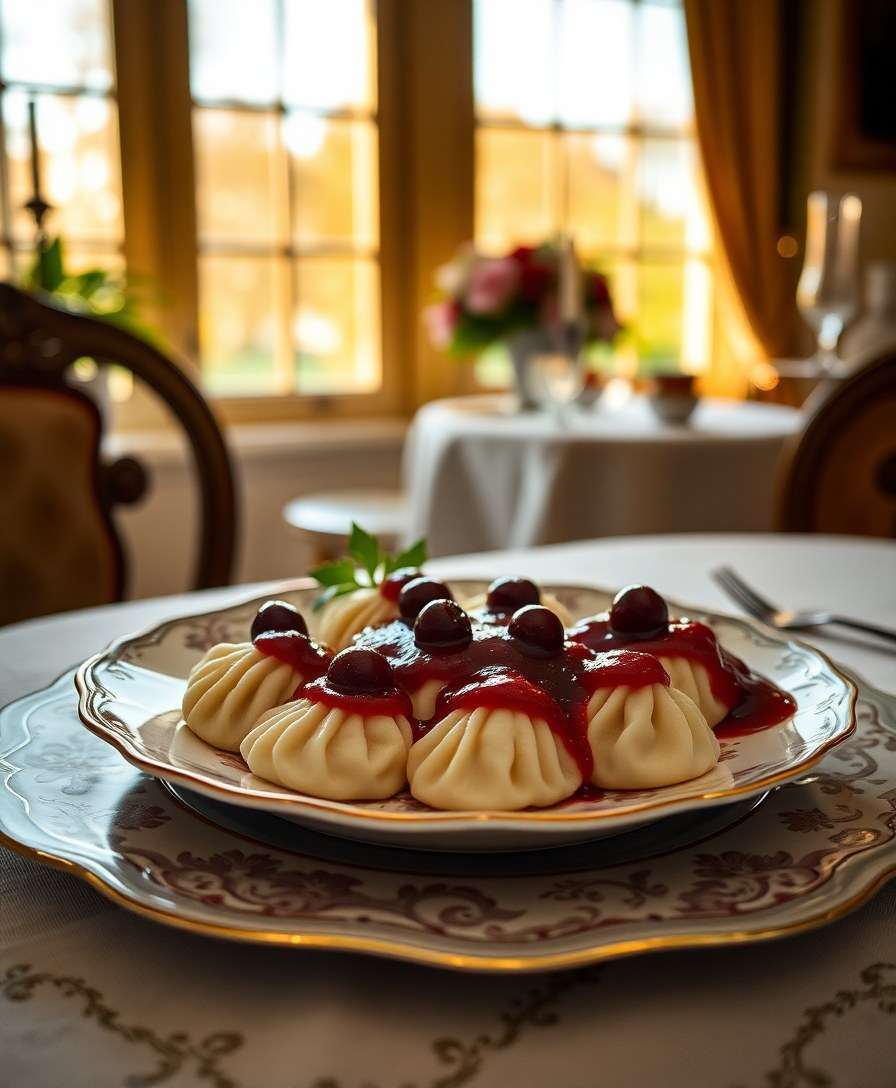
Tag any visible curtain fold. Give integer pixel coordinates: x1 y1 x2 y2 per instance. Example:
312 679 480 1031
684 0 797 361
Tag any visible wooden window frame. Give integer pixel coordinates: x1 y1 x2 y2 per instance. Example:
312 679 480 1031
110 0 476 428
8 1 729 423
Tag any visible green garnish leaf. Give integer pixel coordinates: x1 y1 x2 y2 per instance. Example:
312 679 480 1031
392 537 427 571
309 523 429 609
348 522 382 581
308 558 358 588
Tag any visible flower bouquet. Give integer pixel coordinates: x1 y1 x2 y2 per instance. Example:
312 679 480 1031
424 241 620 409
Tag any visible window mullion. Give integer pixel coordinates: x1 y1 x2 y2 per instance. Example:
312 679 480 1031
112 0 199 370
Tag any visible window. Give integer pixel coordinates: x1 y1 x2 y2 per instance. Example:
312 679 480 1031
474 0 712 379
0 0 123 277
2 0 724 417
187 0 381 399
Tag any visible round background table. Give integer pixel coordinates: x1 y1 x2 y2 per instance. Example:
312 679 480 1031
404 393 802 556
1 534 894 1087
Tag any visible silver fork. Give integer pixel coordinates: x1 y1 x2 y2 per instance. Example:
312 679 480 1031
713 566 896 645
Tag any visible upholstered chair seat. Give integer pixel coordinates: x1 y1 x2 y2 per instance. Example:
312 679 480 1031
0 386 121 624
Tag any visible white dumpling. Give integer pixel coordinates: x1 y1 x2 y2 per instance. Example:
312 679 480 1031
241 698 412 800
407 707 581 811
586 683 719 789
314 587 398 651
656 656 731 727
182 643 303 752
462 591 574 629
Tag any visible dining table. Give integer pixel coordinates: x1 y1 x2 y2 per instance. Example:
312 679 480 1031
403 392 803 556
1 533 894 1088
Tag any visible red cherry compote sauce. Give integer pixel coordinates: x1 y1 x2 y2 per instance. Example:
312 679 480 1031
254 632 414 717
568 615 795 737
252 631 331 684
354 618 668 780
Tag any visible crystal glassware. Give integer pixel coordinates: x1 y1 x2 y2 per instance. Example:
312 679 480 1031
530 351 586 424
796 191 862 375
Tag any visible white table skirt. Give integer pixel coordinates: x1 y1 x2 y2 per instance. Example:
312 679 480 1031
404 394 803 557
1 534 895 1088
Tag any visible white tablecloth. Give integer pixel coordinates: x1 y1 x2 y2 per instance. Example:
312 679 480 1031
2 534 895 1088
404 394 802 556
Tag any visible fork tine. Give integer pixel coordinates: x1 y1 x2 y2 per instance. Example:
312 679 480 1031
713 568 764 613
716 567 778 614
712 572 757 616
712 568 772 620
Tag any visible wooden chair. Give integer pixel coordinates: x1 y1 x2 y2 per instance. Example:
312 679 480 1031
777 350 896 537
0 283 237 626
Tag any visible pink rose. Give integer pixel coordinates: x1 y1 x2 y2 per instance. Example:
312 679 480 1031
423 300 460 348
464 257 520 315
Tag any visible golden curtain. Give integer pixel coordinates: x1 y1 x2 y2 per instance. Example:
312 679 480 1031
684 0 797 363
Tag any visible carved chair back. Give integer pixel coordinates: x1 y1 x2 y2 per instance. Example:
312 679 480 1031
0 283 237 626
777 350 896 537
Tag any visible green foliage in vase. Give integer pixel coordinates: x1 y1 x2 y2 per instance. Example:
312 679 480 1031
21 236 162 346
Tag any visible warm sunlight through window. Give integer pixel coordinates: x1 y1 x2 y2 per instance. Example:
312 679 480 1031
188 0 380 398
0 0 123 277
474 0 712 379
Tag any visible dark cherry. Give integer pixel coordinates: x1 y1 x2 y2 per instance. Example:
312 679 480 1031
413 599 472 653
399 576 453 620
508 605 565 657
327 647 395 694
250 600 308 642
485 576 540 613
380 566 423 602
609 585 669 637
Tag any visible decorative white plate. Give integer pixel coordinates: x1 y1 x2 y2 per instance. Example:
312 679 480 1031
2 670 894 971
75 580 856 850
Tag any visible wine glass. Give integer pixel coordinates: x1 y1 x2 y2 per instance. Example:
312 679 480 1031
796 191 862 375
529 350 585 424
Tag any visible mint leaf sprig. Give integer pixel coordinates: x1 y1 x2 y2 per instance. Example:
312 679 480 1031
309 523 427 611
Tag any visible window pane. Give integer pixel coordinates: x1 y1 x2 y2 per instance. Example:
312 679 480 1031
194 109 283 244
188 0 278 104
283 0 376 111
0 0 113 90
557 0 634 128
58 246 123 273
637 138 691 250
5 90 122 242
475 0 553 124
636 2 692 128
294 258 380 394
681 256 712 369
636 262 683 370
200 255 283 395
289 116 377 249
476 128 556 250
566 133 630 250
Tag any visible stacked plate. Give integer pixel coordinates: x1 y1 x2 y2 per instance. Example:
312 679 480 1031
2 579 894 972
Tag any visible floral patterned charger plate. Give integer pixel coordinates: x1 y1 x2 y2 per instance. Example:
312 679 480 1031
74 580 856 850
2 669 895 971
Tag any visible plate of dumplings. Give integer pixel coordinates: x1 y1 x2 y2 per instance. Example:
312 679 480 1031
77 544 856 850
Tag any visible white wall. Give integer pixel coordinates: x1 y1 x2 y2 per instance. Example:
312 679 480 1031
112 420 405 600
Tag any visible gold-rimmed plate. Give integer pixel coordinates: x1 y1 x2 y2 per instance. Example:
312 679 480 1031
75 580 856 850
2 669 893 971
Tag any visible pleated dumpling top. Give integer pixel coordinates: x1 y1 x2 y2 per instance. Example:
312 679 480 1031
407 704 582 811
241 647 413 800
182 642 304 752
586 681 719 789
182 599 330 752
